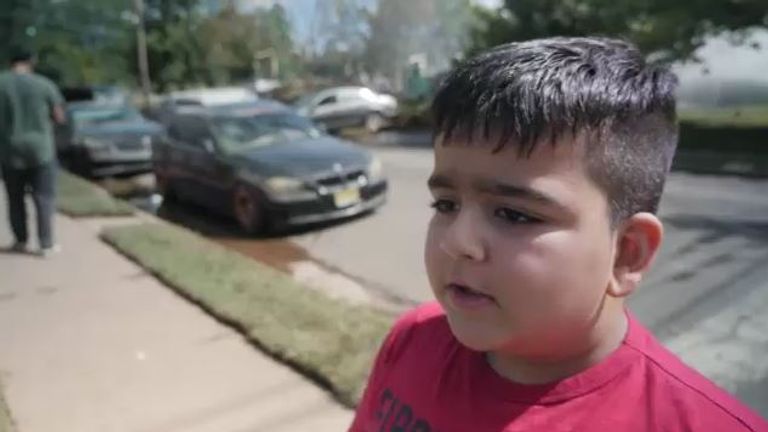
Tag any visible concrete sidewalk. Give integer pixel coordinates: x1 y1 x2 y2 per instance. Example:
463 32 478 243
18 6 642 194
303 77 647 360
0 200 353 432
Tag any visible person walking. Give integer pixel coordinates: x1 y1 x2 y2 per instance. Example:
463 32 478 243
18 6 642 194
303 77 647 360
0 46 65 257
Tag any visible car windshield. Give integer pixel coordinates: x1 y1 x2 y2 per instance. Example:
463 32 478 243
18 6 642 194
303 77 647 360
71 106 143 129
210 112 322 152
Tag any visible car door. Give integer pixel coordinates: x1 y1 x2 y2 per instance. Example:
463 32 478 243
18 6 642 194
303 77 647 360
317 89 370 129
164 116 197 198
175 116 233 212
311 92 344 130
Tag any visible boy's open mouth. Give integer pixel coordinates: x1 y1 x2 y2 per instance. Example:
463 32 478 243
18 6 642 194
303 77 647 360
446 283 496 308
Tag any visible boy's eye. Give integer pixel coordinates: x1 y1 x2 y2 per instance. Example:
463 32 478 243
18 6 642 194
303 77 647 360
430 199 457 214
494 207 540 224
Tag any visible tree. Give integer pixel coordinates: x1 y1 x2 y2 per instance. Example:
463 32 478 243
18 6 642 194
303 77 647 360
469 0 768 62
141 0 211 91
0 0 133 85
198 3 298 84
365 0 473 90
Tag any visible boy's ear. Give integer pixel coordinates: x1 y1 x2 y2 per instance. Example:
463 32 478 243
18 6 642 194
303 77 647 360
609 213 664 298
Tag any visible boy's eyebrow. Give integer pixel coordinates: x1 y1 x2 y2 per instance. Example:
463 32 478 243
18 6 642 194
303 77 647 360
474 179 566 210
427 174 454 190
428 174 568 211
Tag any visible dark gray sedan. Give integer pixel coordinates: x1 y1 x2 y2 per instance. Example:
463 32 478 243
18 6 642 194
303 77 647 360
57 103 164 177
153 102 387 234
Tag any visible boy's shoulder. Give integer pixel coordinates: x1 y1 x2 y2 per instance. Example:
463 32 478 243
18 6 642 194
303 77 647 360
624 315 767 430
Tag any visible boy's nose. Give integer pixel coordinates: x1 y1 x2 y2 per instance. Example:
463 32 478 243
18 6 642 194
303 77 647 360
439 209 487 262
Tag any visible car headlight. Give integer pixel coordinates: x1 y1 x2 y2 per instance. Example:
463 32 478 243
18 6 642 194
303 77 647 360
265 176 303 192
264 176 316 202
82 137 110 150
81 137 112 158
367 157 384 183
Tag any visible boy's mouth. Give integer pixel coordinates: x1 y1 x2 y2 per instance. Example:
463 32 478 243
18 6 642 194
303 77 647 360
446 283 496 309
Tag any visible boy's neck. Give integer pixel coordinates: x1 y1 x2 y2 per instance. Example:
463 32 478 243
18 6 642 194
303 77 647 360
486 305 629 385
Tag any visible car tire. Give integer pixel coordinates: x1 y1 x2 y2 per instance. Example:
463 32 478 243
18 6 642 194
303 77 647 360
155 173 178 202
232 184 266 235
365 112 386 134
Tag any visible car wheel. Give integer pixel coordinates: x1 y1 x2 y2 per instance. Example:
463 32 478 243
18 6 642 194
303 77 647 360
365 113 385 134
232 184 266 235
155 173 178 202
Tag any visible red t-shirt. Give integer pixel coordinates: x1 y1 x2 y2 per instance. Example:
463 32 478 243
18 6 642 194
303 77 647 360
350 302 767 432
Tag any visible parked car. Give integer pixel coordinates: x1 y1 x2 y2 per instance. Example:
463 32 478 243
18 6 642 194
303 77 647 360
295 86 398 133
153 101 387 234
61 85 129 105
57 103 165 177
146 87 259 125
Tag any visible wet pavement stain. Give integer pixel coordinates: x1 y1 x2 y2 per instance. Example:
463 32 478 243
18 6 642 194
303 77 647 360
214 238 309 273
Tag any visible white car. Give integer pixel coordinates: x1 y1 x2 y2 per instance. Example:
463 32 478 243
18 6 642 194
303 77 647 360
296 86 398 133
148 87 259 124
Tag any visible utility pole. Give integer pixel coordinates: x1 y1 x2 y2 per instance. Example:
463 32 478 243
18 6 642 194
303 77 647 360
134 0 151 106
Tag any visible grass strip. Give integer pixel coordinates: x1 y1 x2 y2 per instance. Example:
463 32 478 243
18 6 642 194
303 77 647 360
101 222 393 407
57 171 134 217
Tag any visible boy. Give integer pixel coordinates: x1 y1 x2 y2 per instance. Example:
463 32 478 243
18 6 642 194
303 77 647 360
350 37 768 431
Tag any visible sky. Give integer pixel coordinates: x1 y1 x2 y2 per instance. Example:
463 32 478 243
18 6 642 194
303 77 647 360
238 0 500 46
236 0 767 83
674 30 768 84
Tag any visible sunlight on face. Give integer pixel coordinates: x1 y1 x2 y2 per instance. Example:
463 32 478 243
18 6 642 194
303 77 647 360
424 138 617 357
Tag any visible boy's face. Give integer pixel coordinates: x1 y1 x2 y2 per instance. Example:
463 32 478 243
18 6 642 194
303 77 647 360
425 136 617 357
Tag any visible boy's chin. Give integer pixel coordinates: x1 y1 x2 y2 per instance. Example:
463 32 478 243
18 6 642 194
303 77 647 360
445 314 509 353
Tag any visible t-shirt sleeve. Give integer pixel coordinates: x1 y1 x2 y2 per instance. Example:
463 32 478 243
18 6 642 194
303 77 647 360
45 79 64 108
348 309 419 432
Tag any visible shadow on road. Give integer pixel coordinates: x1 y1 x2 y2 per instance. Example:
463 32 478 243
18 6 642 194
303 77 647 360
663 214 768 243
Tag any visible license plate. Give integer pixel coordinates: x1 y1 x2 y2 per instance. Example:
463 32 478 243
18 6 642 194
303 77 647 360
333 187 361 208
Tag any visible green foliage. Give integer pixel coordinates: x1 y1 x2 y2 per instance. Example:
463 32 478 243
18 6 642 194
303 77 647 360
1 0 298 91
0 0 133 86
469 0 768 61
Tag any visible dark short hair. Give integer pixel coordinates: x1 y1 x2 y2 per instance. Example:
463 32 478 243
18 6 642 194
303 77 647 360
9 45 35 64
431 37 679 224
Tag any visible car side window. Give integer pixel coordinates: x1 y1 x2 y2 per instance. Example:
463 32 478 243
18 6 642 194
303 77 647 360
170 116 211 148
317 95 337 106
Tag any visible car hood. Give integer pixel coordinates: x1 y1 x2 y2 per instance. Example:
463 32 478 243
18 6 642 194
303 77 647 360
233 135 371 178
78 120 164 138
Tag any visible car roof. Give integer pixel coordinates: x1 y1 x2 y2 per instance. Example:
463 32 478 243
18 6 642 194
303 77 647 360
66 101 134 112
168 87 258 106
174 100 293 118
323 86 370 93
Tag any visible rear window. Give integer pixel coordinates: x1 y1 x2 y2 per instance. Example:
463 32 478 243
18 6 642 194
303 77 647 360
70 106 143 129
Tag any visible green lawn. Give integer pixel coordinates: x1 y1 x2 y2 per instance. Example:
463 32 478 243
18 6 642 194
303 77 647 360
101 223 393 407
57 171 134 217
679 105 768 128
0 385 15 432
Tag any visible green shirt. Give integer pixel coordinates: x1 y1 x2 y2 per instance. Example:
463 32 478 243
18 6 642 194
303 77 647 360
0 70 64 168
